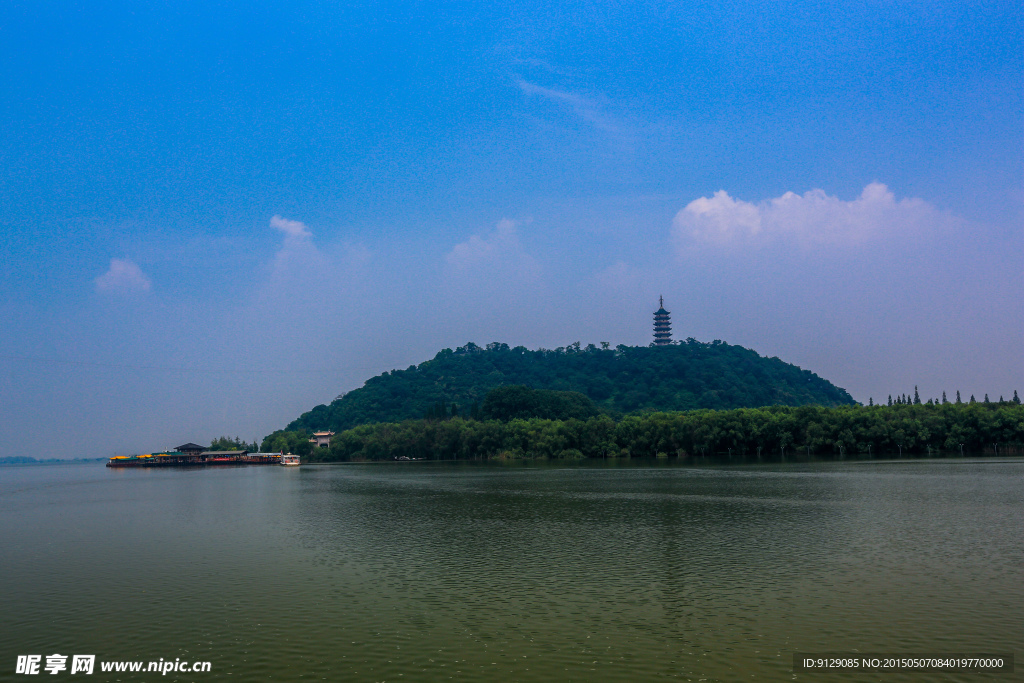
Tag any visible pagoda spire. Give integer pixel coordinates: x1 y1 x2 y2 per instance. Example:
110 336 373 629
653 296 672 346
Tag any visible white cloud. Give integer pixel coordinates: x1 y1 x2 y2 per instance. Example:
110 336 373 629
440 219 556 343
673 183 946 248
95 258 151 293
674 190 763 244
515 78 635 158
270 215 311 239
266 214 329 281
446 219 536 272
264 213 371 286
516 79 621 135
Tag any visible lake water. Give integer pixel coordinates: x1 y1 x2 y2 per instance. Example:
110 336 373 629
1 459 1020 682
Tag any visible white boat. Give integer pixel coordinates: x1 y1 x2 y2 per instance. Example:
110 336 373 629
279 454 301 466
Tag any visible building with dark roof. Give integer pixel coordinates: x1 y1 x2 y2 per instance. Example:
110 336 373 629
176 443 206 456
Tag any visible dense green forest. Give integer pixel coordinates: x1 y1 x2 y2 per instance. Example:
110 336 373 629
480 385 600 421
262 400 1024 462
286 340 856 434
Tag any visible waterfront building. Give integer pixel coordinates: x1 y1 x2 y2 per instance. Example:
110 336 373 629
201 450 249 464
154 450 206 465
653 296 672 346
175 443 206 458
310 431 335 448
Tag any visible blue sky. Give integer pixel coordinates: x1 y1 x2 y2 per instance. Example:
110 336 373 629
1 1 1021 457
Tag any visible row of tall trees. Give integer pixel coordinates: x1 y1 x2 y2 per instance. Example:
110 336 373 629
878 388 1021 406
263 401 1024 463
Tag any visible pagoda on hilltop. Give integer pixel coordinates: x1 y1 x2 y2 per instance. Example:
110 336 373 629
653 296 672 346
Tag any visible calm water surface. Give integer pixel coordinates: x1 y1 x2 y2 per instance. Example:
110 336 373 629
1 459 1021 682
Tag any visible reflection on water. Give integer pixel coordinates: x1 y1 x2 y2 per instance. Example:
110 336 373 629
1 459 1021 681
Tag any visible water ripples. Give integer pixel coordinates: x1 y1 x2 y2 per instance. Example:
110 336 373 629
1 460 1021 681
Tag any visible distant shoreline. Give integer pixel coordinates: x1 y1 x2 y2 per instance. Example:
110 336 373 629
0 457 107 466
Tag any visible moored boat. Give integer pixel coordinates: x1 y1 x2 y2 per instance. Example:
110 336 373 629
280 454 300 466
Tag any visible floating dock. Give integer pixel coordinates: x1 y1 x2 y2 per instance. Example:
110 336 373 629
107 450 283 468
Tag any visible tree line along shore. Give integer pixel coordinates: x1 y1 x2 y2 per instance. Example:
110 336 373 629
261 398 1024 463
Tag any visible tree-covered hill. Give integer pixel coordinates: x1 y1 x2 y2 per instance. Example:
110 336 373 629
285 340 857 434
481 385 600 422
